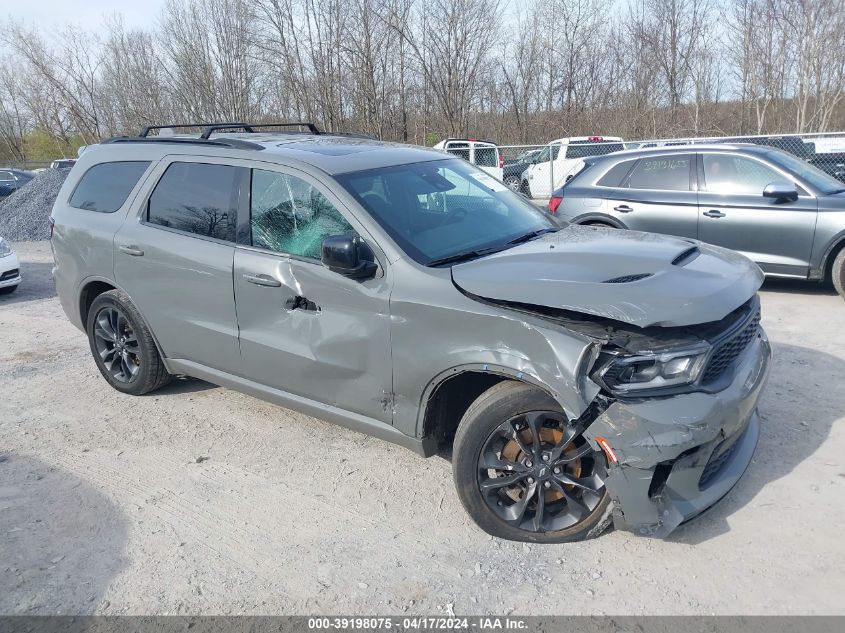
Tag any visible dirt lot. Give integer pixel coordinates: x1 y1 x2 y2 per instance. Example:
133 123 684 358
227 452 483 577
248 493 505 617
2 241 844 616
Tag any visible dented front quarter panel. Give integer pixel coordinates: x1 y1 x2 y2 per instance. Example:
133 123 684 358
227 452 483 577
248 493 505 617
386 258 601 440
584 332 772 537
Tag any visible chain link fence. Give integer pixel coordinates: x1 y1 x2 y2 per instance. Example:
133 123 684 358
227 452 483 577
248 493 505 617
439 132 845 200
0 160 52 172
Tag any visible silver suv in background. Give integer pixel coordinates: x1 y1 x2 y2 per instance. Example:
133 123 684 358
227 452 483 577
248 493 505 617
51 122 770 542
550 144 845 298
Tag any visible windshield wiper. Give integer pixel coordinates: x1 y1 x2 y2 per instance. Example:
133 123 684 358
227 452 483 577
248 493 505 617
505 227 559 246
426 246 504 267
426 228 560 267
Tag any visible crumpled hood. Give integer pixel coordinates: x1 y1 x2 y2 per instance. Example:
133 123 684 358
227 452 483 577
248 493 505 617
451 225 764 328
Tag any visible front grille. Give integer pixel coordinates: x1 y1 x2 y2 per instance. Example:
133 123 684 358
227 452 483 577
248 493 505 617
702 307 761 383
0 268 19 282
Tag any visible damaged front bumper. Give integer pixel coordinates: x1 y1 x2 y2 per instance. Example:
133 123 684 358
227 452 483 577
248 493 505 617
584 329 771 538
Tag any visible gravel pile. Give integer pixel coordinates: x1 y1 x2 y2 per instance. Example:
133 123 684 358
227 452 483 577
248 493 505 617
0 168 69 241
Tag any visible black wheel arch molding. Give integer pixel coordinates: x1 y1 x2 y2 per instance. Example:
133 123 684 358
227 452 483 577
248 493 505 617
570 213 628 229
817 229 845 281
76 275 172 372
415 361 600 452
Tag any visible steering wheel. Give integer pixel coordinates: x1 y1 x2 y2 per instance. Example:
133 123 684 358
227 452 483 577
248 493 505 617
449 206 469 222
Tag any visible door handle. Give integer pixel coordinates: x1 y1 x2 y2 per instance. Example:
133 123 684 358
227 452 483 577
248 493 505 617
243 273 282 287
118 244 144 256
284 295 320 312
703 210 726 218
614 204 634 213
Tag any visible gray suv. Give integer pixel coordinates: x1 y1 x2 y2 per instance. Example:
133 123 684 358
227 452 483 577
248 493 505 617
550 144 845 297
51 123 771 542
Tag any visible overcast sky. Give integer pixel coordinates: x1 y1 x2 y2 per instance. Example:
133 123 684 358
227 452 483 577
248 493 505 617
7 0 168 32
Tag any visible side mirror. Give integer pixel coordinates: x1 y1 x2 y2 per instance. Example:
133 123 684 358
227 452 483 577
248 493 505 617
763 181 798 202
321 234 378 280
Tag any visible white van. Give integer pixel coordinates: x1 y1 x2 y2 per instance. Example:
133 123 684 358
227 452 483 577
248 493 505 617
433 139 504 181
524 136 624 198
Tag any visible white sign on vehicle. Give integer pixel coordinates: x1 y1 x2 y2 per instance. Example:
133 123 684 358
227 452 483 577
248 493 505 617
470 172 508 192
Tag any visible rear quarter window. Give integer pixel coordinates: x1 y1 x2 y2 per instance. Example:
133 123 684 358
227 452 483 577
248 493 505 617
627 155 692 191
597 160 636 187
68 161 151 213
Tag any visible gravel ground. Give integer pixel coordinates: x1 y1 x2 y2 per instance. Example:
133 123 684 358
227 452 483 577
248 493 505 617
0 169 69 241
1 241 844 616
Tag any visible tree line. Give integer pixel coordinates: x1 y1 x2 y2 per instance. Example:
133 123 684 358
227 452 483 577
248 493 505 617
1 0 844 161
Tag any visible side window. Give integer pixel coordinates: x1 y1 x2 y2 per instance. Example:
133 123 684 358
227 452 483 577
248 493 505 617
250 170 354 259
627 154 692 191
445 143 471 162
566 142 600 160
68 161 151 213
703 154 783 194
597 160 636 187
147 162 240 241
0 171 12 182
474 146 498 167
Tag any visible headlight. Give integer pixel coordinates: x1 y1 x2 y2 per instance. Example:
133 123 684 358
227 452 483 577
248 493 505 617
593 344 710 395
0 238 11 257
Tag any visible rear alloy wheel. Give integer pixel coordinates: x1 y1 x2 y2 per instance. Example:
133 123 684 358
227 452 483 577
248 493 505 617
86 290 172 395
453 382 612 543
505 177 522 191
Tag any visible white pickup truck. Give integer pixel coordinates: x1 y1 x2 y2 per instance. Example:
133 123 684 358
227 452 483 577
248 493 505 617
524 136 624 198
433 139 504 181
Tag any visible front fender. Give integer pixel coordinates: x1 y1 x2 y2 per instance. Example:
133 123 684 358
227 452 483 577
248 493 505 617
388 261 602 439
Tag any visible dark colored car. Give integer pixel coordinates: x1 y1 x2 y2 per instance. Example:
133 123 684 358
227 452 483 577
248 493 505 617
503 149 541 192
549 144 845 297
808 153 845 183
722 135 814 160
0 168 34 198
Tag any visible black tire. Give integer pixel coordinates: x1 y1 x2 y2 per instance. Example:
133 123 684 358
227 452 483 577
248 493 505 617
832 247 845 299
583 221 616 229
453 382 612 543
0 285 17 295
86 290 172 395
505 177 521 191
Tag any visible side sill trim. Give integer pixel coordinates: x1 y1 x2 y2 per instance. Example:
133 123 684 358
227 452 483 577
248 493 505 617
167 359 432 457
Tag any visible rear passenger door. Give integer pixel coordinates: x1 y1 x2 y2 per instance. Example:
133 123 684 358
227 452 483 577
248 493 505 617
233 166 393 423
601 153 698 238
114 157 246 373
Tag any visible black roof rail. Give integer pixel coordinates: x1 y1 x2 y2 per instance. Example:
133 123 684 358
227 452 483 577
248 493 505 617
222 122 322 136
138 123 218 138
101 136 264 151
138 121 322 139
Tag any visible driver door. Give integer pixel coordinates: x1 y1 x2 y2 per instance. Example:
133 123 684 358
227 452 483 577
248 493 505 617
232 166 394 423
696 152 818 277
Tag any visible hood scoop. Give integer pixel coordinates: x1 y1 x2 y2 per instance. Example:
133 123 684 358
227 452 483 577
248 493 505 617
450 225 764 328
672 246 700 266
602 273 653 284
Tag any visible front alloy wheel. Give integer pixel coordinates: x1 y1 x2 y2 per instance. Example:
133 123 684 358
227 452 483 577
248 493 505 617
453 382 612 542
478 412 605 533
